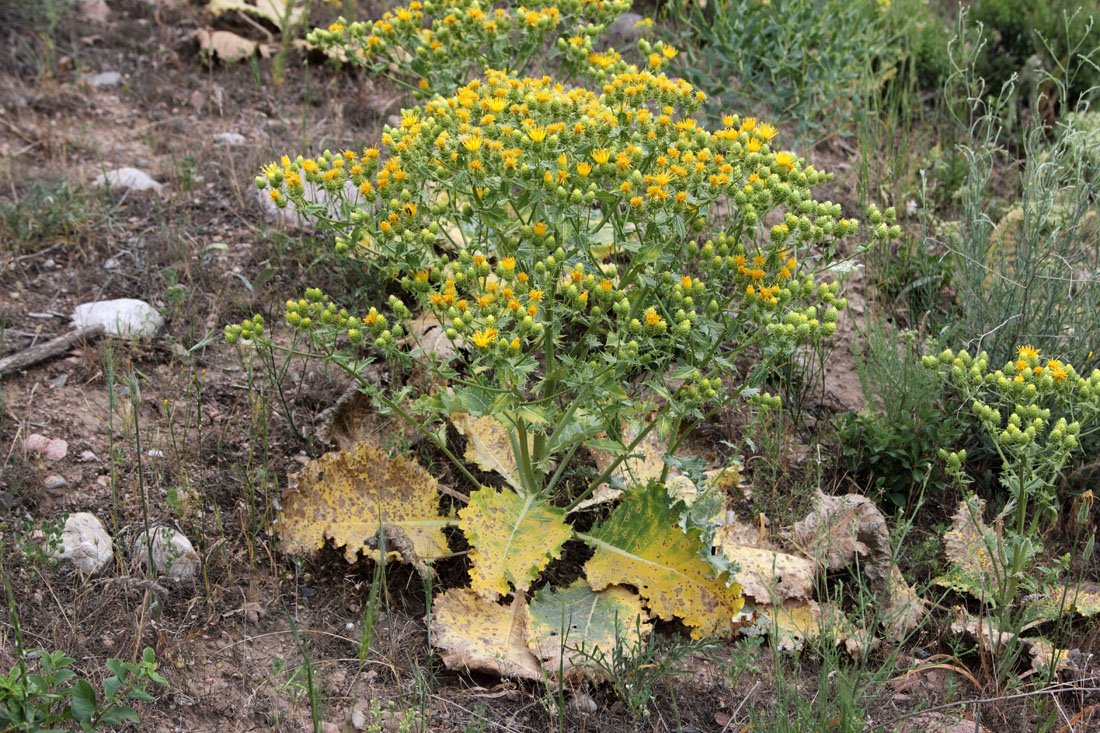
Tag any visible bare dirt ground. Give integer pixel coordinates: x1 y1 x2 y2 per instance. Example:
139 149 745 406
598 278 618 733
2 1 1099 732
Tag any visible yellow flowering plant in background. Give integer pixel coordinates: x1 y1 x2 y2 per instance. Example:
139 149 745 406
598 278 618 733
307 0 638 98
233 62 897 646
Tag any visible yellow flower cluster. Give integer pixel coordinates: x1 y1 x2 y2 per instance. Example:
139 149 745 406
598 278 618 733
307 0 632 96
261 66 863 379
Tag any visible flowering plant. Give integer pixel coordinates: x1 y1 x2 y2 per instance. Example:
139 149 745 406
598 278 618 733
307 0 642 98
233 62 893 645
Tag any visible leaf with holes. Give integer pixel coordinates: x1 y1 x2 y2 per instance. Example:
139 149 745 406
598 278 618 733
581 481 744 638
275 442 453 567
526 579 651 673
459 487 572 600
430 589 542 680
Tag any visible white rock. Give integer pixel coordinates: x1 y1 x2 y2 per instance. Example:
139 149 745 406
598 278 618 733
83 71 121 88
44 474 67 490
51 512 114 575
93 167 163 194
256 181 358 232
133 526 199 581
213 132 246 145
351 701 371 731
71 298 165 338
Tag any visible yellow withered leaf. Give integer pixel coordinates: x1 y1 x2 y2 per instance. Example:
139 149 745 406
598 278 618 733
936 499 1001 600
451 413 526 491
577 420 668 510
275 442 452 566
430 588 542 681
526 580 651 673
460 487 572 600
715 542 815 605
582 481 744 638
1031 581 1100 620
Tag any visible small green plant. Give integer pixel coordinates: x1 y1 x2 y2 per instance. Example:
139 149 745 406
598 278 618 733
16 516 67 569
0 647 167 732
0 179 107 257
924 345 1100 689
567 624 721 720
836 319 965 508
675 0 903 138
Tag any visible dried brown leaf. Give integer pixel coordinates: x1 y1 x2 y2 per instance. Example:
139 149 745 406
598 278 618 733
792 491 891 585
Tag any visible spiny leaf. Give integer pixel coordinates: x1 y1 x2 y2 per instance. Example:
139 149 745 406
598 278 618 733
526 580 651 673
460 487 572 600
581 481 744 638
430 589 542 681
275 442 453 566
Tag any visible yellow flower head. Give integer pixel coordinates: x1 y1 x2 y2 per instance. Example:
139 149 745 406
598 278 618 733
1018 345 1040 362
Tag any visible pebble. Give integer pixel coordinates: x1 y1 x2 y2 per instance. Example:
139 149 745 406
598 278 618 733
133 526 199 581
43 258 56 268
44 474 67 490
50 512 114 575
213 132 246 145
608 12 646 42
103 257 119 270
570 692 597 715
93 167 163 194
25 433 68 461
71 298 165 339
83 71 122 88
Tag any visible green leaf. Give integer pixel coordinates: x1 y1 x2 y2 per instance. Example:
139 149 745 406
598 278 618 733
69 679 97 722
104 659 125 679
126 687 156 702
142 647 156 665
526 579 651 672
581 481 745 638
98 706 140 725
459 487 573 600
102 676 123 700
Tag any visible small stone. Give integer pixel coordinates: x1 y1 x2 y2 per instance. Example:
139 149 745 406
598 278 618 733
256 182 354 232
351 701 371 730
608 12 646 42
132 526 199 581
319 723 339 733
25 433 68 461
44 474 67 490
570 693 597 715
80 450 98 462
71 298 165 339
93 167 163 194
43 258 56 268
213 132 245 145
146 449 165 459
51 512 114 575
83 71 121 88
103 257 119 270
79 0 110 23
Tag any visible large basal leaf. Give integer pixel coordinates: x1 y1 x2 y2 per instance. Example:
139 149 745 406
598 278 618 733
430 588 542 681
577 419 669 510
275 442 453 566
581 482 744 638
526 579 651 673
459 487 572 600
